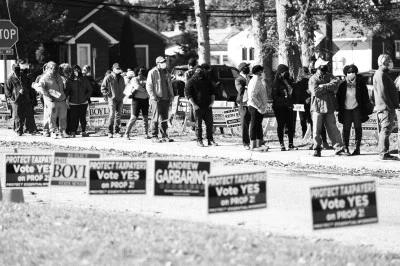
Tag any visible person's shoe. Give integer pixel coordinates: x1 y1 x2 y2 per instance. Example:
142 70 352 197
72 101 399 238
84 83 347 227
81 132 89 137
162 137 174 142
244 144 250 150
197 140 205 147
144 135 152 139
322 141 333 150
313 148 321 157
152 137 163 143
309 144 314 150
335 147 347 156
208 140 218 146
288 144 298 150
124 134 130 140
51 132 57 139
60 131 68 138
108 133 113 138
17 131 23 136
280 144 286 151
28 131 36 136
44 131 50 137
352 148 360 156
379 154 399 161
343 147 351 156
70 132 76 138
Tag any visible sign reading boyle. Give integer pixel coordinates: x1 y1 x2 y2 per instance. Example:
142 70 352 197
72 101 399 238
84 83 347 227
311 181 378 230
51 151 100 186
153 159 211 196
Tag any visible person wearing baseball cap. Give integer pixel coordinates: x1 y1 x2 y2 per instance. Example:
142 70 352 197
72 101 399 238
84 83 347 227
372 54 399 160
235 62 251 149
146 56 175 143
309 58 345 157
101 62 126 138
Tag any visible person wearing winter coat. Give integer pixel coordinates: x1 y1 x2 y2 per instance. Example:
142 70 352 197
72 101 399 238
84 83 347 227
337 64 371 155
235 62 251 150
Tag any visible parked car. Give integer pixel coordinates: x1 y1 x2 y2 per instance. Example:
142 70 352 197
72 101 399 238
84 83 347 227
171 65 240 101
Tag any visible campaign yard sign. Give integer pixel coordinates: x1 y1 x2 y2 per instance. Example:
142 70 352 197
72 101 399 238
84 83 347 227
223 108 241 129
311 181 378 230
4 154 52 187
51 151 100 186
208 171 267 214
154 159 211 196
88 102 109 127
88 159 147 194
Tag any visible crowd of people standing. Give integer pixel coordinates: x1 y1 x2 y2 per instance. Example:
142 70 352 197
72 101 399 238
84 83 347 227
3 53 399 160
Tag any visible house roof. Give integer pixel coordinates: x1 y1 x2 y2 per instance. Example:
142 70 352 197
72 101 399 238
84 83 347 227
76 2 169 42
67 22 119 44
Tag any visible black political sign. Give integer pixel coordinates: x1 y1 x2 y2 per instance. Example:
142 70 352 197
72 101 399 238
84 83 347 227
311 181 378 230
4 154 52 187
88 160 147 194
154 159 210 196
208 171 267 213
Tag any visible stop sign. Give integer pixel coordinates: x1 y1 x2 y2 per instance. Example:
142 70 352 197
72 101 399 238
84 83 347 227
0 20 18 49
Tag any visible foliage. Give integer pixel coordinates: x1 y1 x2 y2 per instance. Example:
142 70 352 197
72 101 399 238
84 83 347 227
119 12 137 70
171 31 199 67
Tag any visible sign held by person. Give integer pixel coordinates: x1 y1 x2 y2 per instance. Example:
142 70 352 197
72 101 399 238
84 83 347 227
311 181 378 230
208 171 267 213
88 159 147 194
51 151 100 186
4 154 52 187
154 159 211 196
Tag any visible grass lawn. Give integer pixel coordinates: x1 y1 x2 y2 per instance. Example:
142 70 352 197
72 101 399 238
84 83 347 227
0 203 398 266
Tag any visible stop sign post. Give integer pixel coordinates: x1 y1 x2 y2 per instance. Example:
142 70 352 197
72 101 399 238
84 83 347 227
0 20 18 82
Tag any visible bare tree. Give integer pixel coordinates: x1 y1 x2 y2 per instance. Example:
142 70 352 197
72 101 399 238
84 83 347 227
194 0 210 64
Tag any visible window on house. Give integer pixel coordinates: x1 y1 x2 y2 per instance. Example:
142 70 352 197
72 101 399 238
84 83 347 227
223 55 228 64
134 45 149 68
249 47 255 60
59 46 68 64
242 47 247 60
395 41 400 59
77 44 91 67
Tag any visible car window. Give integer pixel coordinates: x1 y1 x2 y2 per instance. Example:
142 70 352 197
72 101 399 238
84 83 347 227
219 68 234 79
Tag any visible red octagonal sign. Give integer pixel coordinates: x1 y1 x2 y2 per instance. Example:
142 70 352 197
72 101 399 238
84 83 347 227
0 20 18 49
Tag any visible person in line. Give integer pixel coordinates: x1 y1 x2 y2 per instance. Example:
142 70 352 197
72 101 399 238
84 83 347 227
59 64 73 135
184 57 197 83
185 65 218 147
294 67 312 139
37 61 68 138
5 63 36 136
172 70 185 97
371 54 400 160
66 65 93 138
272 64 297 151
146 56 175 143
337 64 371 155
235 62 251 150
21 64 39 133
247 65 269 152
124 67 150 140
82 65 101 97
32 63 51 136
101 63 126 138
309 58 346 157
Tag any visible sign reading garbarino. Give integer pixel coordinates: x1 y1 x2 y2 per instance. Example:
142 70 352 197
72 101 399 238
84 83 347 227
311 181 378 230
51 151 100 186
154 159 211 196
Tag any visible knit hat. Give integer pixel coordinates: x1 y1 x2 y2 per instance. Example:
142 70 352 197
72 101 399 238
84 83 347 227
112 63 121 69
252 65 264 74
238 62 250 72
378 54 391 66
346 64 358 74
276 64 289 74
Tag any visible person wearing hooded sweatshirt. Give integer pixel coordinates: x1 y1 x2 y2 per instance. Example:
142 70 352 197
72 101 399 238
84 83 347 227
5 63 36 136
337 64 371 156
66 65 93 138
247 65 269 152
272 64 297 151
308 58 346 157
235 62 251 150
372 54 400 160
185 65 218 147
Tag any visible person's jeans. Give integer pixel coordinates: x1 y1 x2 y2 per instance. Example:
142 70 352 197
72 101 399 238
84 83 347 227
12 102 29 133
194 107 213 141
69 104 88 133
312 111 343 150
248 106 263 140
274 106 294 145
239 104 251 145
377 110 395 156
150 99 170 138
342 107 362 147
48 101 67 132
108 99 123 134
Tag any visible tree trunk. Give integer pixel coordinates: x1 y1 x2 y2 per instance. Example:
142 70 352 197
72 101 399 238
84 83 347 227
250 0 273 98
194 0 210 64
298 0 313 67
325 12 333 73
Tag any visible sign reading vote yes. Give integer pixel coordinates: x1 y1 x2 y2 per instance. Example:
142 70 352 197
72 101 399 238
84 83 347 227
51 151 100 186
154 159 210 196
88 159 147 194
208 171 267 213
4 154 52 187
311 181 378 230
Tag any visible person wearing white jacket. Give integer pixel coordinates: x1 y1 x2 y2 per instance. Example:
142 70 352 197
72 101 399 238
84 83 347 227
247 65 269 151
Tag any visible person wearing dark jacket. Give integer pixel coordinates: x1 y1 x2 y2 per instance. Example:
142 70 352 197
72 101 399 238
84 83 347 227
294 66 311 138
235 62 251 149
185 66 218 147
337 64 370 155
66 65 93 137
272 64 297 151
82 65 101 97
5 63 36 135
372 54 400 160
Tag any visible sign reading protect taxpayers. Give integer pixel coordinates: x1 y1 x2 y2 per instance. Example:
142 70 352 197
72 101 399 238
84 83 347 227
51 151 100 186
88 159 147 194
311 181 378 230
4 154 52 187
208 171 267 213
153 159 211 196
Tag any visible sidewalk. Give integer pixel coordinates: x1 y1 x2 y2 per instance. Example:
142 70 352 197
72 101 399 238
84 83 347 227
0 128 399 173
